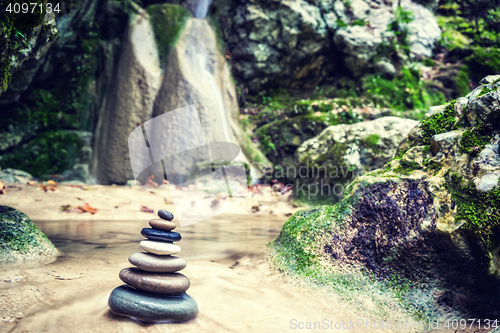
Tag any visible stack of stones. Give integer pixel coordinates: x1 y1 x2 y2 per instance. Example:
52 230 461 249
108 210 198 322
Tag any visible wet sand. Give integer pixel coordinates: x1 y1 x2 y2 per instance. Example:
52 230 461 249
0 185 493 332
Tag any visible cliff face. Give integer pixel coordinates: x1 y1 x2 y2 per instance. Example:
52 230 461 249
269 75 500 319
0 1 244 184
213 0 440 93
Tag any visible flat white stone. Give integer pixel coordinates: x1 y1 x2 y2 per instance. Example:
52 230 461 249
140 240 181 255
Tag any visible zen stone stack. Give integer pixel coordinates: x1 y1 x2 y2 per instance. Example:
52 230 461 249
108 210 198 322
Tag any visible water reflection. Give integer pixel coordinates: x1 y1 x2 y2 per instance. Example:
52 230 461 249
35 214 286 259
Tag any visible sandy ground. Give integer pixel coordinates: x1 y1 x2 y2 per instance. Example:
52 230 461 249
0 185 493 333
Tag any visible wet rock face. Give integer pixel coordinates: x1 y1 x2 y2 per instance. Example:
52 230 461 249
270 76 500 318
214 0 440 92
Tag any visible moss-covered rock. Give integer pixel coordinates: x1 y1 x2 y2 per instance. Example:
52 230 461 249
295 116 418 201
146 3 191 64
269 75 500 319
0 206 58 265
0 0 57 94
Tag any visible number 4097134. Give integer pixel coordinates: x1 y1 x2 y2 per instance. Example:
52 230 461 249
5 2 60 14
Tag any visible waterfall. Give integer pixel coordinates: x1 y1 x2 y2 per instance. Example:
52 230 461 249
194 0 212 19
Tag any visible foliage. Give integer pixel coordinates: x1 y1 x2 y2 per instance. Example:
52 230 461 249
361 66 445 111
0 131 83 179
464 47 500 82
387 6 415 50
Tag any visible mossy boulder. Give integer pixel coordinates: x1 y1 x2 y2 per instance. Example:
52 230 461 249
0 206 58 265
270 75 500 319
295 116 418 201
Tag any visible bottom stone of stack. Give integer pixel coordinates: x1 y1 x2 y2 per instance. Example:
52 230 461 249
108 285 198 322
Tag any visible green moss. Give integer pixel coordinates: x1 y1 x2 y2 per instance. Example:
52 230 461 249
465 48 500 83
147 4 191 64
393 159 421 175
422 58 437 67
459 122 491 155
419 100 458 145
455 65 470 97
445 172 500 250
361 66 446 111
0 0 45 93
362 134 380 150
0 206 42 253
0 131 83 179
478 85 494 97
437 16 471 50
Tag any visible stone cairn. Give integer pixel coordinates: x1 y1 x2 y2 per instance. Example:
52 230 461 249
108 209 198 322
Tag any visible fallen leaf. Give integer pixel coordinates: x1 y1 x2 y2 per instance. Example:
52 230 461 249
0 180 5 194
75 203 98 214
68 185 87 190
37 181 58 192
140 206 154 213
61 205 72 211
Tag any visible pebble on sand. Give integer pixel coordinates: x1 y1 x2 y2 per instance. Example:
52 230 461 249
108 285 198 322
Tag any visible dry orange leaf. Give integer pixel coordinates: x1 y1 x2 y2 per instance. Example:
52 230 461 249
76 203 98 214
38 181 58 192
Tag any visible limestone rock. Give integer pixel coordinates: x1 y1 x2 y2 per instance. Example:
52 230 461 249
270 76 500 318
148 18 246 183
0 206 59 265
94 8 162 185
334 26 384 77
0 169 34 185
296 116 418 199
215 0 440 89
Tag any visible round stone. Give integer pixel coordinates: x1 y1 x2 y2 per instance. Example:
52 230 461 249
108 285 198 322
141 228 181 242
140 240 181 255
119 267 190 294
128 252 187 272
158 209 174 221
149 218 176 231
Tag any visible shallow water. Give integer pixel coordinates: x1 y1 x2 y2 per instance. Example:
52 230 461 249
0 215 356 333
0 215 493 333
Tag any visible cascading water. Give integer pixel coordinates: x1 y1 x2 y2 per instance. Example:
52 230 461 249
194 0 213 19
94 1 258 185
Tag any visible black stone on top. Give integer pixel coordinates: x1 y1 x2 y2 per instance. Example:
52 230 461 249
141 228 182 242
158 209 174 221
